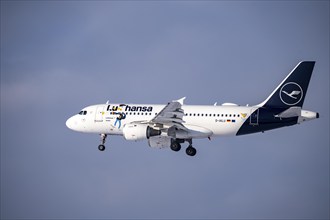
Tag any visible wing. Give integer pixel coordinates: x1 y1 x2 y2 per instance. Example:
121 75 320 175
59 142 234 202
150 97 186 130
131 97 212 141
148 97 212 139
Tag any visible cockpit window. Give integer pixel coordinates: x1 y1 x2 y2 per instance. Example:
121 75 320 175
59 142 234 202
79 111 87 115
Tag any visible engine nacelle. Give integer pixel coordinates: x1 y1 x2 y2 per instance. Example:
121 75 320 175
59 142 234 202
123 123 161 141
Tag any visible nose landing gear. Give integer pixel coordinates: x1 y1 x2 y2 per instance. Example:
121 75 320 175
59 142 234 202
98 134 107 151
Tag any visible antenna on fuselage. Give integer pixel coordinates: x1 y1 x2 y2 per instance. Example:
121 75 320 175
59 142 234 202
106 100 109 104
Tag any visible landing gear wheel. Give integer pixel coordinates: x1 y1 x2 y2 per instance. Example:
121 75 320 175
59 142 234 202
170 142 181 152
186 146 197 156
98 144 105 151
98 134 107 152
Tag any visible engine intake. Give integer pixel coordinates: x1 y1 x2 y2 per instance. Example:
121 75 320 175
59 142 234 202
123 123 161 141
147 126 161 138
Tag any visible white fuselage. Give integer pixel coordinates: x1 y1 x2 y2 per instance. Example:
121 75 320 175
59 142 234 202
66 103 254 137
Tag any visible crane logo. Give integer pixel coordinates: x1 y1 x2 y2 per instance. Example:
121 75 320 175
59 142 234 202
280 82 303 106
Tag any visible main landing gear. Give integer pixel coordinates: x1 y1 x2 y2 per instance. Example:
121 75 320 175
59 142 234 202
98 134 107 151
186 146 197 157
170 139 197 156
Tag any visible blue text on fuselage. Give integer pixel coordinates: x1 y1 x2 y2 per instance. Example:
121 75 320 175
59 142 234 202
107 105 153 112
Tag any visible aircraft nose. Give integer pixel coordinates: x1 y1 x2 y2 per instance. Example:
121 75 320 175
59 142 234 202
66 116 76 130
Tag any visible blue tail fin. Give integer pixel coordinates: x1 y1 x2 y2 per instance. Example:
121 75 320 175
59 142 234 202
259 61 315 108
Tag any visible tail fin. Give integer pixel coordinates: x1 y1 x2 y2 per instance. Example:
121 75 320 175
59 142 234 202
258 61 315 108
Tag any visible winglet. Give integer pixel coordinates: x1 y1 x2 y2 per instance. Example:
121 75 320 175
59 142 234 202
174 97 186 105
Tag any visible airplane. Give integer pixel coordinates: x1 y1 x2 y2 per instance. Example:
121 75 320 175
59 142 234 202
66 61 319 156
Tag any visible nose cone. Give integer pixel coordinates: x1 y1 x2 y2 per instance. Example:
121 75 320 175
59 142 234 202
66 116 76 130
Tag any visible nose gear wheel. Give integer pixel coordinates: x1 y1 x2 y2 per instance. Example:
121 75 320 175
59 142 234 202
98 134 107 151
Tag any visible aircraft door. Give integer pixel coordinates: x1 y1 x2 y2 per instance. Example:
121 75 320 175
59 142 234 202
95 106 104 122
250 108 259 125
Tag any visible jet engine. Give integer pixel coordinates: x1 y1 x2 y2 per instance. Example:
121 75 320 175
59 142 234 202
123 123 161 141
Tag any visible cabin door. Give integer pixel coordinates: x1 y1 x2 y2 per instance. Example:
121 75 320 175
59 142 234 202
95 106 105 122
250 108 259 125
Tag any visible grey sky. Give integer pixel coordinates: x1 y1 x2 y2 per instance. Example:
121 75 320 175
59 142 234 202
1 1 329 219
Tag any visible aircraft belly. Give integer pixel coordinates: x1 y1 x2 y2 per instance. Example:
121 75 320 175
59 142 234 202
176 124 213 139
184 116 248 137
211 120 246 136
85 120 123 135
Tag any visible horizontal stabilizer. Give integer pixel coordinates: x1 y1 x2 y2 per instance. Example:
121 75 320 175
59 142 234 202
275 107 301 118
